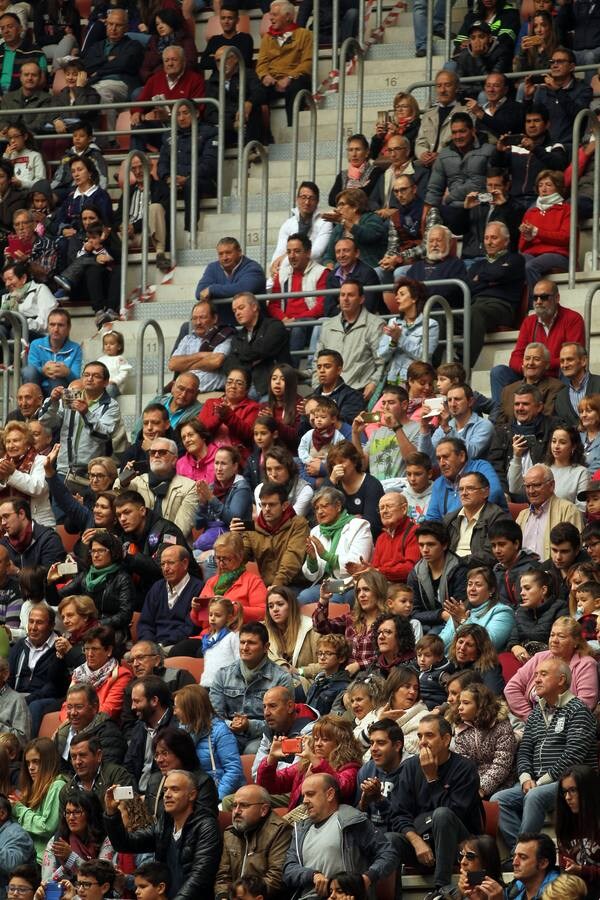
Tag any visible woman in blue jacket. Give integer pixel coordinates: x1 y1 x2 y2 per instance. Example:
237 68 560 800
439 563 515 652
173 684 245 801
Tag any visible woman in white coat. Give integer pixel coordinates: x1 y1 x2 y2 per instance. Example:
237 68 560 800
299 486 374 605
0 421 54 525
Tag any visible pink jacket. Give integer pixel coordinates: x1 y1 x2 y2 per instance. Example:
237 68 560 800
176 442 219 483
256 756 360 810
504 649 599 720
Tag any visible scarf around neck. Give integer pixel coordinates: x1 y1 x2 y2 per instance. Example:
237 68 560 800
201 625 230 654
10 520 33 553
256 504 295 535
215 565 245 594
268 21 298 36
213 475 235 501
84 562 120 592
72 655 117 690
312 424 336 452
316 509 354 576
536 192 563 212
512 411 546 436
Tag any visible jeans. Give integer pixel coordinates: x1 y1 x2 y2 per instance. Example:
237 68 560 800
522 252 568 294
491 781 558 852
412 0 446 50
20 365 70 396
490 364 521 411
397 806 470 888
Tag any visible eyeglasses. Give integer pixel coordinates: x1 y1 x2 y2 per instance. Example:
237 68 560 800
458 850 478 861
317 650 337 657
7 888 33 895
584 540 600 550
458 486 483 494
88 472 108 480
76 882 99 891
149 448 171 456
550 58 569 65
130 653 157 663
561 786 579 795
65 808 85 818
532 292 555 301
377 628 395 637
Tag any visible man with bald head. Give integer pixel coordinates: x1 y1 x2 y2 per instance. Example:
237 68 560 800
516 464 583 560
6 383 43 423
252 685 317 780
215 784 292 899
283 774 397 899
493 655 597 852
370 491 420 584
105 769 221 897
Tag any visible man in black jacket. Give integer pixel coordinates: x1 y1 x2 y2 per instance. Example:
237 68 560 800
308 349 364 427
491 105 568 209
123 675 177 789
389 714 483 897
464 72 523 140
82 8 143 133
0 498 64 572
104 770 221 900
325 237 381 315
224 292 291 399
8 603 69 735
444 471 510 565
114 490 198 611
555 342 600 427
464 221 526 367
457 168 522 261
523 46 592 148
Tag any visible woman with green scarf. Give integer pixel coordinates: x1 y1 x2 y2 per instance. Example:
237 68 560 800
299 486 374 605
47 531 134 648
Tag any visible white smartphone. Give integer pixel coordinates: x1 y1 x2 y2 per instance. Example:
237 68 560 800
113 785 134 801
57 560 78 576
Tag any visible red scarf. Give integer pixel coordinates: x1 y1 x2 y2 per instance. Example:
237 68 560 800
213 475 235 501
257 504 295 535
9 521 33 553
312 425 336 452
268 21 298 35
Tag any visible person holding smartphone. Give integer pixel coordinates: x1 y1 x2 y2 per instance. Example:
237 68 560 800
454 836 505 899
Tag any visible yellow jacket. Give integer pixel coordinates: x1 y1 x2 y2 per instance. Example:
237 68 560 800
256 27 313 81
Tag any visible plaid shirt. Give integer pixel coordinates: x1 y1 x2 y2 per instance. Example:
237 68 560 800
312 602 377 669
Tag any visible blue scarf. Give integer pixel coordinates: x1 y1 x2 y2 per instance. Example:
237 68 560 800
201 626 230 654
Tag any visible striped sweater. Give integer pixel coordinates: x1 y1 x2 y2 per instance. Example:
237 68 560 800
517 691 597 785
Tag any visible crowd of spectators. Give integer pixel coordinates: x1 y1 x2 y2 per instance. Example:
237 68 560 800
0 1 596 900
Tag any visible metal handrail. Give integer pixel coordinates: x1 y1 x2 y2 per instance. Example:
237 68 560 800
357 0 366 50
218 46 247 201
0 333 11 420
311 0 320 96
135 319 166 420
422 293 455 363
120 150 150 318
336 37 366 173
0 310 26 390
240 142 269 272
169 98 199 260
332 0 340 70
289 90 317 209
569 109 600 287
407 62 600 103
583 282 600 358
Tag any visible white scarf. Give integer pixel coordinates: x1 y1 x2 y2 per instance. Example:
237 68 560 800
536 192 563 212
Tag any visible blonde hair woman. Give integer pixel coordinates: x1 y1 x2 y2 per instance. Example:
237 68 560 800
0 421 54 525
265 586 320 683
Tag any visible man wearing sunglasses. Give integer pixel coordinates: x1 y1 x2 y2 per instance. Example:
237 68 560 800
489 280 585 411
124 438 197 540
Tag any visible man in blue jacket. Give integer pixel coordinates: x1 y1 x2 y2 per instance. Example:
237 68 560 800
195 237 266 326
426 436 506 520
21 308 81 396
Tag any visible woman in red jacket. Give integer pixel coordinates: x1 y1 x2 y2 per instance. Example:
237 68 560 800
198 367 259 464
256 715 363 811
518 169 573 295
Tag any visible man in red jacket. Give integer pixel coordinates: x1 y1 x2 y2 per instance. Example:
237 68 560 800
489 279 585 411
370 492 420 582
130 45 205 152
268 232 328 352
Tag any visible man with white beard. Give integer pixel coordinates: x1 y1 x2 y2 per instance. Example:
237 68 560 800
124 437 197 539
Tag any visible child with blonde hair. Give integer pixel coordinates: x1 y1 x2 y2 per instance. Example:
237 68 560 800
198 596 242 687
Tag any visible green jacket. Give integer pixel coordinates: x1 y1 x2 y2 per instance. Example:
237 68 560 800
13 776 65 862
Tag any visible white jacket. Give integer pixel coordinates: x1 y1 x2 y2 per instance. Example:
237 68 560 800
302 516 374 582
0 454 54 526
2 281 58 333
270 207 333 264
200 631 240 687
358 701 430 757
